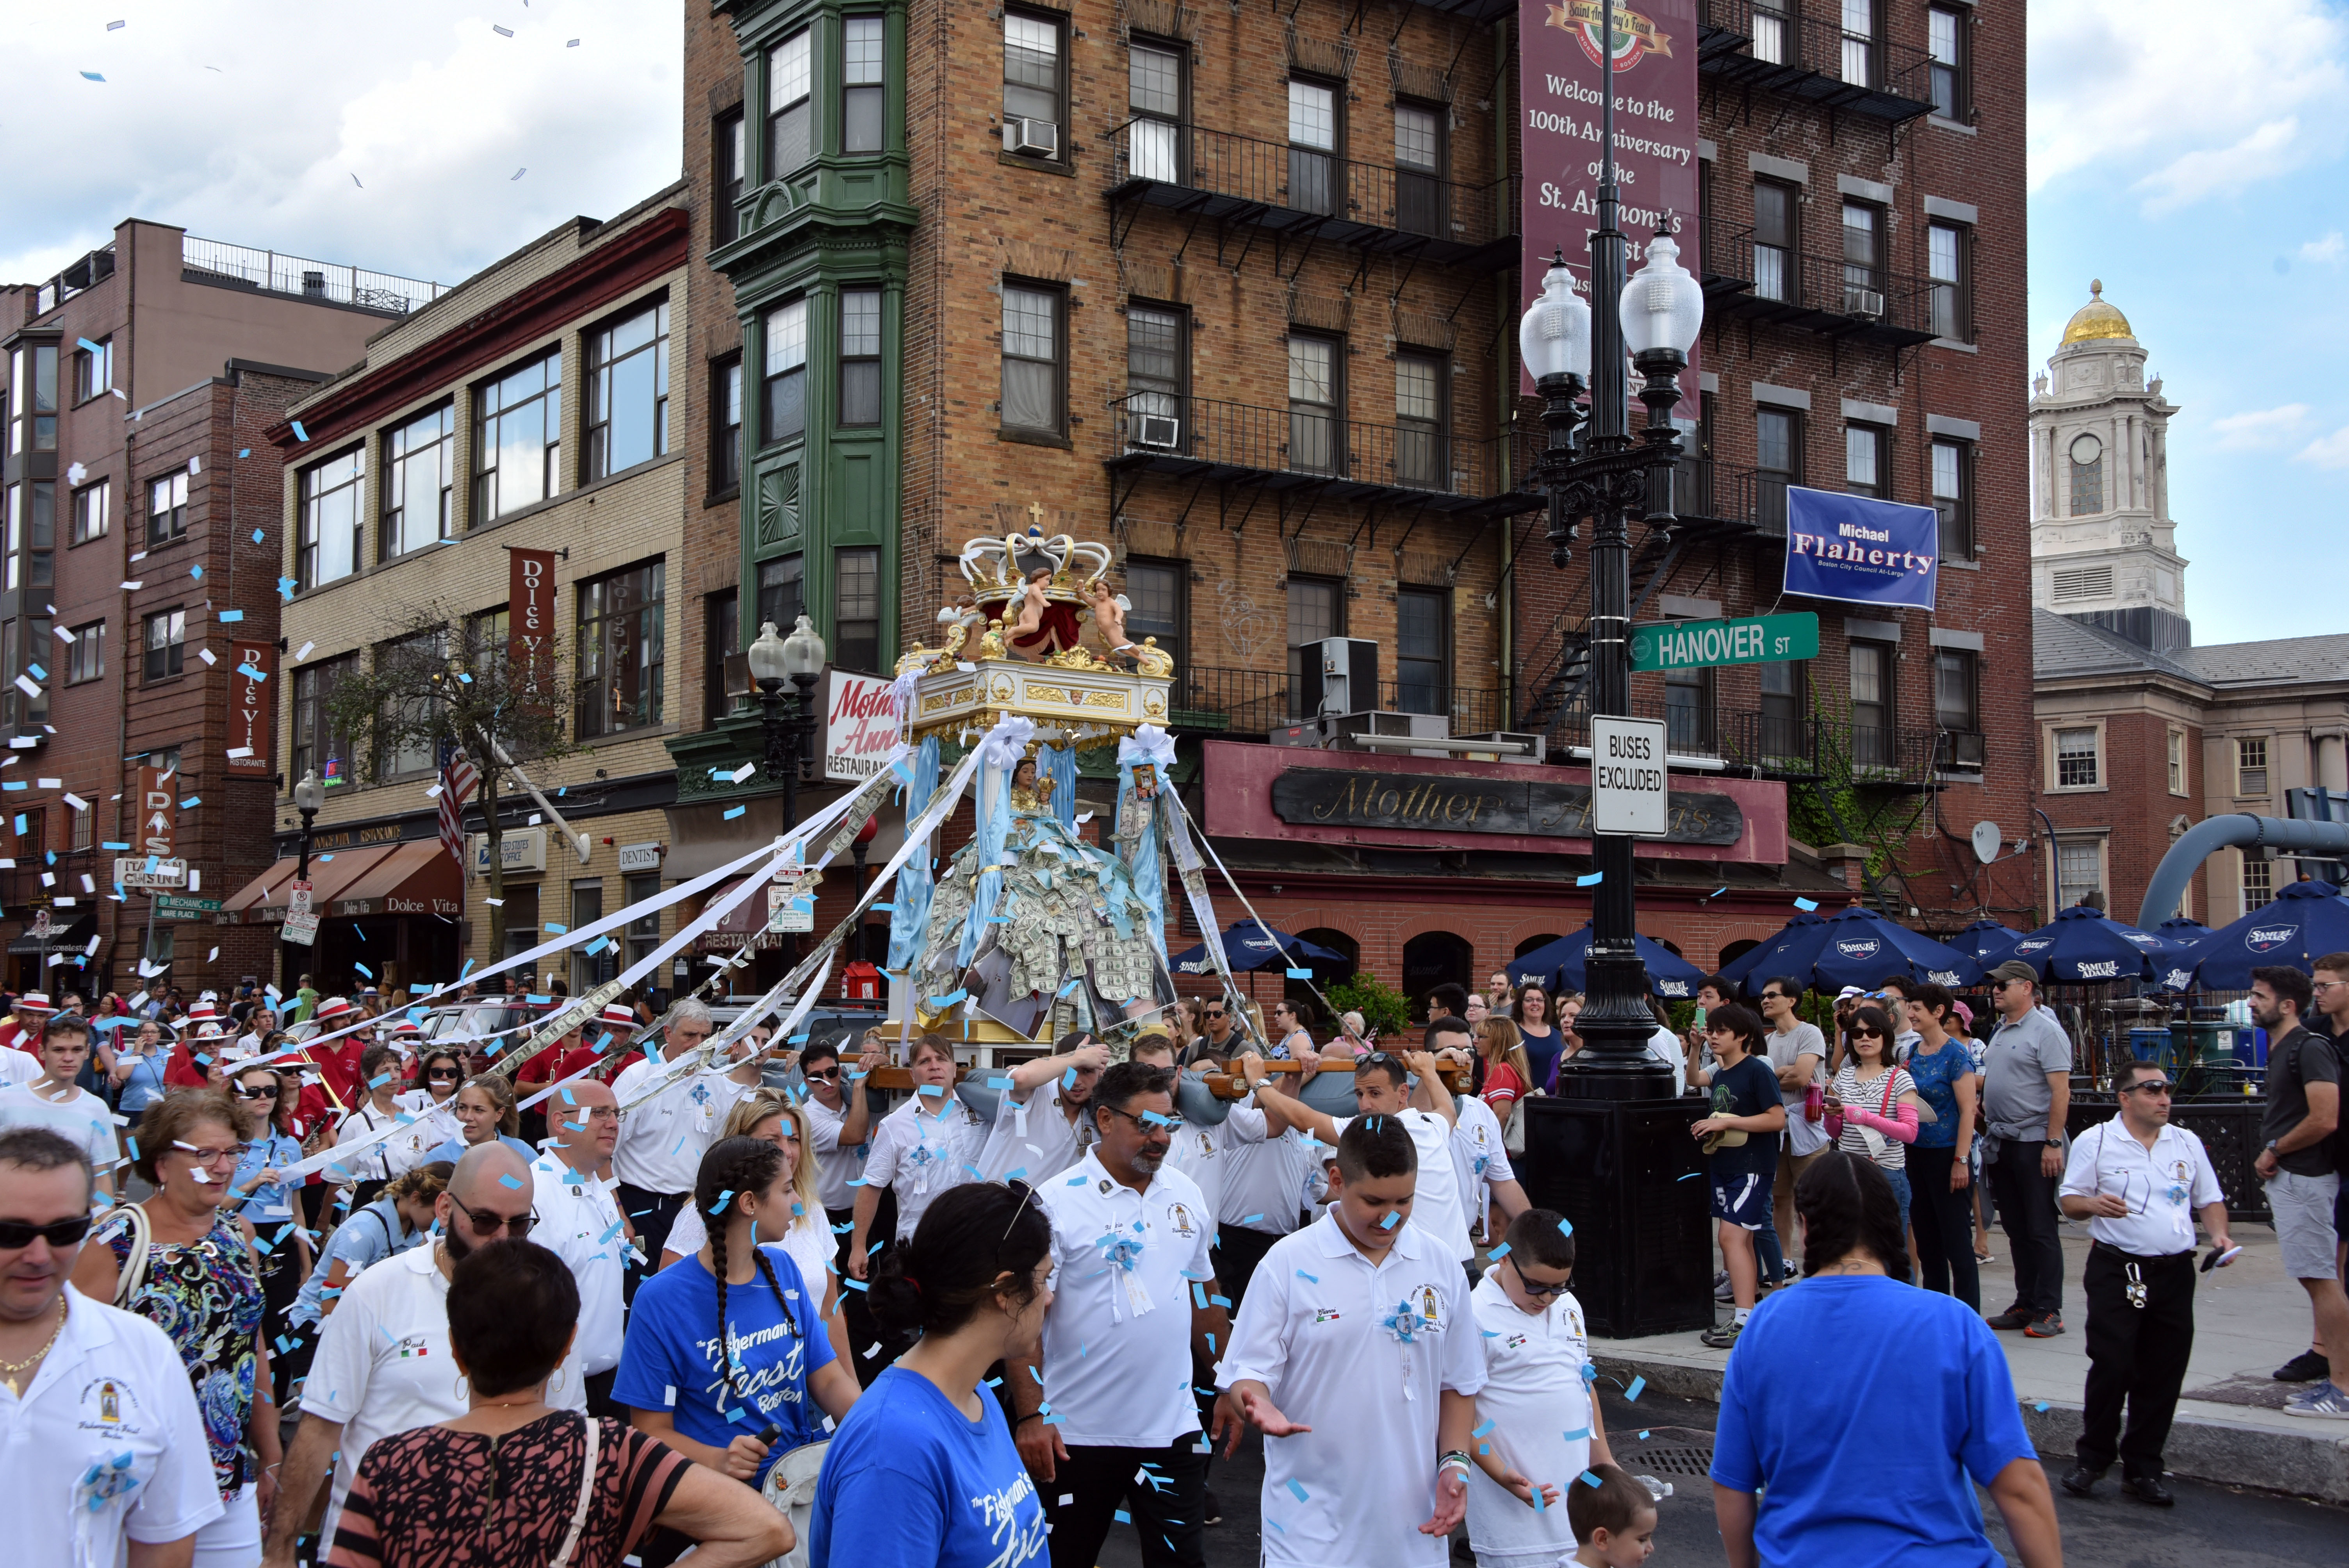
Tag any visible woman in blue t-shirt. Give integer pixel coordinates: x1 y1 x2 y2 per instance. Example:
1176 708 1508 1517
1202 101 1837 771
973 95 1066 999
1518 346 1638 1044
1712 1151 2058 1568
1515 982 1565 1090
616 1135 862 1495
810 1180 1054 1568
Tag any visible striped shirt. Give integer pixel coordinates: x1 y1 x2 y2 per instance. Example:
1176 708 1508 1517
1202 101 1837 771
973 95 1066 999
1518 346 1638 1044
1829 1062 1918 1171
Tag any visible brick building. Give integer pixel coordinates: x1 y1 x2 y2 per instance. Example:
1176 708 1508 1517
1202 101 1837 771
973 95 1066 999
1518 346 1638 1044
224 190 733 996
0 222 439 998
671 0 2040 1003
2030 287 2349 927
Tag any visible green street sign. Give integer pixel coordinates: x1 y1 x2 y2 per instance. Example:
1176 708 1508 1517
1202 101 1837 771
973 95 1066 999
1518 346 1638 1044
1631 612 1820 674
154 894 223 919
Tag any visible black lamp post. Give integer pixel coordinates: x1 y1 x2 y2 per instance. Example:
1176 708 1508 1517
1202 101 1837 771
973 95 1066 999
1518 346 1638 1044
747 616 827 829
1516 11 1705 1094
292 769 325 881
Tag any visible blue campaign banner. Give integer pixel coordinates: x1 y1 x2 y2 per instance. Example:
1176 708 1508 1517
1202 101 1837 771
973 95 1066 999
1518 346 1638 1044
1781 486 1939 610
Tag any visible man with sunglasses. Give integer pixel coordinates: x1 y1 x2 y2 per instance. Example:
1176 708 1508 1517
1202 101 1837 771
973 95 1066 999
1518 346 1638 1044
1018 1060 1228 1568
1188 1000 1243 1064
261 1142 581 1568
0 1127 225 1567
2055 1059 2230 1502
531 1078 632 1416
1980 959 2074 1338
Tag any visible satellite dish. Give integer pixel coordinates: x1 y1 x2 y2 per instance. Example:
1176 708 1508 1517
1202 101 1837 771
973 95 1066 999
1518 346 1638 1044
1971 820 2003 865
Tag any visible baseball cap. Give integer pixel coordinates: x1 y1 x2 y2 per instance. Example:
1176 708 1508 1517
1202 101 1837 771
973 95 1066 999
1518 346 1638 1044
1988 959 2039 986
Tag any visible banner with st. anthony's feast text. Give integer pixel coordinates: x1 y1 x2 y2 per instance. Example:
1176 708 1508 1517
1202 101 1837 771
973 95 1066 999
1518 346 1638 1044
1782 487 1940 611
1518 0 1702 413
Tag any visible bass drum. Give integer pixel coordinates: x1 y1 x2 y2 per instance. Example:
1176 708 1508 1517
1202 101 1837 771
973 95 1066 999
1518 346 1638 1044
759 1438 829 1568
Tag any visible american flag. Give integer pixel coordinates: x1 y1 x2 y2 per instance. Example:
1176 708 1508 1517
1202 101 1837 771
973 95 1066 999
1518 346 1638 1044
438 748 479 865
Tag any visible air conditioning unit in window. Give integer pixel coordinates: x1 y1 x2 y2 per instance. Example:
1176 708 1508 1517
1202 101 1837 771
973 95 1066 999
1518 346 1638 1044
1134 414 1182 450
1843 286 1885 318
1006 118 1060 158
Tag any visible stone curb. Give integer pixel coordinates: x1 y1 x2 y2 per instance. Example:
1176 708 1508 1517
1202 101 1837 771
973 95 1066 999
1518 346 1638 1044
1589 1352 2349 1506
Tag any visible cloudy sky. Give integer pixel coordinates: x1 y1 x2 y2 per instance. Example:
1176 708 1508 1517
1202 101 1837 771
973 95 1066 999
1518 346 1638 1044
9 2 2344 646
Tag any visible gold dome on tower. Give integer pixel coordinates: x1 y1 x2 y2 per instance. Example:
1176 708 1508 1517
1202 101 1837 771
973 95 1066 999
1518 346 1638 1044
2060 279 2134 345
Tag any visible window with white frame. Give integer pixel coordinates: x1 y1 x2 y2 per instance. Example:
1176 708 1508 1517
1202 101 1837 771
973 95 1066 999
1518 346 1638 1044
763 298 807 445
2237 736 2269 796
474 351 561 524
843 16 886 154
768 30 813 176
71 479 108 544
2167 729 2187 795
2057 839 2103 910
2054 725 2099 788
2243 853 2273 913
382 402 454 559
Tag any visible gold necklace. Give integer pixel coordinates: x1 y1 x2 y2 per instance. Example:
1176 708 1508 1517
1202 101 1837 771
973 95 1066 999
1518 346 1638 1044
0 1297 67 1395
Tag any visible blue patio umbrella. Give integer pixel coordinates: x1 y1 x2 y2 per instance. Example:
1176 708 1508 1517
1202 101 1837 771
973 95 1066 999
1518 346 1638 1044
1948 919 2024 964
2003 904 2182 985
2156 916 2214 943
1718 908 1979 995
2179 880 2349 990
1169 918 1346 977
1506 923 1711 999
1715 912 1827 992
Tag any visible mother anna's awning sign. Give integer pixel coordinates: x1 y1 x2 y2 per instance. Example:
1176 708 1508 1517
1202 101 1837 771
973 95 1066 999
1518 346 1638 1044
1781 486 1939 611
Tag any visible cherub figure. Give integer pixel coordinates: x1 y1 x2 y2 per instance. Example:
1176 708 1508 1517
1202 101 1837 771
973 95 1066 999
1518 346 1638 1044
1006 566 1082 659
1084 578 1135 662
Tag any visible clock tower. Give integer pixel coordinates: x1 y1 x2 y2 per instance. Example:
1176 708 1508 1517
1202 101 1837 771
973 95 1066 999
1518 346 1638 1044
2028 282 2190 651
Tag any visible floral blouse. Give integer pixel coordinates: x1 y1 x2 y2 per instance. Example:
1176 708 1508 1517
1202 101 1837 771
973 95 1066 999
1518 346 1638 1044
107 1208 263 1499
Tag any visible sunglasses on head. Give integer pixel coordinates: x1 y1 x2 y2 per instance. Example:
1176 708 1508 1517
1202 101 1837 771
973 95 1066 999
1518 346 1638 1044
0 1214 94 1250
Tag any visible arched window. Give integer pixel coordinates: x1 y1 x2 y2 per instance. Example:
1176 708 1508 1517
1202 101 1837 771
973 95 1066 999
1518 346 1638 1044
1514 932 1566 959
1401 932 1474 1019
1718 937 1761 975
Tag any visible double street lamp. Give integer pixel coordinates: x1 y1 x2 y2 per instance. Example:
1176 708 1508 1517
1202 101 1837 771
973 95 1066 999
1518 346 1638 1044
1517 77 1705 1094
747 615 827 828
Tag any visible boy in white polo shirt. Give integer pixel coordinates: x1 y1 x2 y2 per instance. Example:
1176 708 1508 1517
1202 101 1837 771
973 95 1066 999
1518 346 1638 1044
1254 1044 1472 1268
1466 1208 1606 1568
1215 1117 1541 1568
1016 1060 1228 1568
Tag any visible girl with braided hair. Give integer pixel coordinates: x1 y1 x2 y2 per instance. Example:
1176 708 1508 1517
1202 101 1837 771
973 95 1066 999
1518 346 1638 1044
615 1135 862 1497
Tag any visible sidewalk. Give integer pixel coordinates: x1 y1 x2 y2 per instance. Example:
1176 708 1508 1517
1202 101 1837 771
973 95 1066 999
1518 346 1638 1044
1586 1219 2349 1503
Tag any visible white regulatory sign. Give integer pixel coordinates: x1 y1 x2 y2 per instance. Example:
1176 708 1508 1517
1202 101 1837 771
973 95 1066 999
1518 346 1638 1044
1590 715 1670 838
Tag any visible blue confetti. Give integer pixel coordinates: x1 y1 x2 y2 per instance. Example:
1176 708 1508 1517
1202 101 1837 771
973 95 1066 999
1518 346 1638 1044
1579 1470 1604 1488
1794 896 1819 911
1296 1270 1318 1283
1563 1426 1591 1440
1285 966 1312 978
498 1174 522 1190
291 420 309 442
1625 1376 1646 1402
1285 1479 1308 1502
1576 872 1603 886
1487 1242 1511 1260
1471 1419 1495 1438
724 806 746 819
1556 1217 1574 1237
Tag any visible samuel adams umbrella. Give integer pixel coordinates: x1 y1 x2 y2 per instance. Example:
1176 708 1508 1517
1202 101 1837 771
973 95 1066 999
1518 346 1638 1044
1948 919 2024 965
1507 923 1711 999
1716 912 1828 992
2180 879 2349 990
1169 918 1346 977
1717 908 1978 995
2004 903 2181 984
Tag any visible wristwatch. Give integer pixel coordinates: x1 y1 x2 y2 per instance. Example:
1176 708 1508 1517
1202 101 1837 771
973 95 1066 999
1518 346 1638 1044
2045 1138 2063 1147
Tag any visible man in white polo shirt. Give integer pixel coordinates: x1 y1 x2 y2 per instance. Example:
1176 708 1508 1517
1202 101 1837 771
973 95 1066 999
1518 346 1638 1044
2057 1058 2232 1504
1252 1044 1472 1269
609 998 757 1258
1213 1117 1487 1568
971 1032 1109 1183
0 1126 223 1568
530 1078 631 1417
260 1143 579 1568
1014 1060 1227 1568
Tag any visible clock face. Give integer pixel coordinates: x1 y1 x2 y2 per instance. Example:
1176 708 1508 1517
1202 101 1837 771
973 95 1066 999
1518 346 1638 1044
2069 433 2103 466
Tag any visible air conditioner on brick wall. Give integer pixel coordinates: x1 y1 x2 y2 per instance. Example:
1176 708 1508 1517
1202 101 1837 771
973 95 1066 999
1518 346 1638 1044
1007 118 1060 158
1134 414 1182 449
1843 285 1885 319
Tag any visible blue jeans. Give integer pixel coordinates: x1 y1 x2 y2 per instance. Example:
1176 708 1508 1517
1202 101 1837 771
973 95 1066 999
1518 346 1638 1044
1756 1211 1787 1283
1884 1165 1912 1242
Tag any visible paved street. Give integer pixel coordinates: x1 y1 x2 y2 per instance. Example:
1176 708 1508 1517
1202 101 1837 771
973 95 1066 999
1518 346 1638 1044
1096 1383 2349 1568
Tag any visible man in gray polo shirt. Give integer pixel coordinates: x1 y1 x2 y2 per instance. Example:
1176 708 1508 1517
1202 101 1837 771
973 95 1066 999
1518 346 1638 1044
1981 959 2072 1337
2251 964 2348 1419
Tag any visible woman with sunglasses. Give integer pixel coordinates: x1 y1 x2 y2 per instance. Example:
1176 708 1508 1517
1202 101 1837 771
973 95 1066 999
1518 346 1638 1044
417 1073 537 1167
396 1046 467 1146
1822 1006 1924 1239
228 1065 319 1404
110 1017 173 1139
73 1089 283 1568
617 1135 861 1565
654 1090 853 1368
333 1044 418 1213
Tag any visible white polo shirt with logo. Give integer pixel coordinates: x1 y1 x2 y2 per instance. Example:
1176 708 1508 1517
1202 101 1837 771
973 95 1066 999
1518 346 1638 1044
303 1241 585 1541
2059 1117 2224 1257
1037 1149 1216 1448
1165 1090 1269 1222
529 1151 631 1375
610 1060 752 1195
1449 1096 1516 1235
4 1287 223 1564
978 1074 1094 1184
863 1094 987 1240
1215 1210 1485 1568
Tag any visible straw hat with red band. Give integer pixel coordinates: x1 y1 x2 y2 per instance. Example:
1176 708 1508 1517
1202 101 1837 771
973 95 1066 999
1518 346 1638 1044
183 1000 219 1024
599 1003 638 1033
14 992 53 1016
312 996 357 1024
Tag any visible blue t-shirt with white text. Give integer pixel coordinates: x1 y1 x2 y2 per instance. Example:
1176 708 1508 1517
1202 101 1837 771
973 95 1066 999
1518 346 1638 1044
611 1243 834 1484
810 1365 1047 1568
1711 1274 2034 1567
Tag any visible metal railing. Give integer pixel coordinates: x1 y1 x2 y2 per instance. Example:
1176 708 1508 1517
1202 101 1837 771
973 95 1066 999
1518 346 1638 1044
1729 248 1937 339
1165 664 1508 736
1698 0 1939 112
1105 119 1519 248
181 235 448 315
31 246 116 317
1109 393 1534 503
1726 709 1824 777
